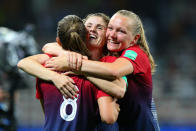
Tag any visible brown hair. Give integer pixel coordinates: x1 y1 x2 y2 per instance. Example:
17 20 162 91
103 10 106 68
83 13 110 56
83 13 110 27
57 15 90 57
115 10 156 73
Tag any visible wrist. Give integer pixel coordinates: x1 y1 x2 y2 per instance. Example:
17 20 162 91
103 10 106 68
48 71 59 82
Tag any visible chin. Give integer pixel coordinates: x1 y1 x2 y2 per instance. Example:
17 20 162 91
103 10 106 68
108 48 120 52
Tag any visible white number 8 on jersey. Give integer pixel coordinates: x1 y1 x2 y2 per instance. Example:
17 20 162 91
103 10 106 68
60 86 79 121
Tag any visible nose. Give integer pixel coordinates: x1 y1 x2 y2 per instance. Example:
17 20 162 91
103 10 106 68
89 26 96 32
109 30 117 38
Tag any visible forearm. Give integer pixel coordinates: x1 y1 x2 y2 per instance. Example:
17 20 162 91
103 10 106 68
81 60 117 80
80 58 133 80
17 56 58 81
86 76 125 99
98 97 119 124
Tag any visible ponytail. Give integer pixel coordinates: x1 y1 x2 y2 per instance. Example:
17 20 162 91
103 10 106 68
57 15 91 58
116 10 156 73
69 32 90 57
138 24 156 73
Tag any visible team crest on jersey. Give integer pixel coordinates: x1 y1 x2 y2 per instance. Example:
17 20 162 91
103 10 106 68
124 50 137 60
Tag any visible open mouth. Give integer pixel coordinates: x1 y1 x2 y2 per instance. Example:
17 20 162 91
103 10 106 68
108 39 119 44
89 34 97 40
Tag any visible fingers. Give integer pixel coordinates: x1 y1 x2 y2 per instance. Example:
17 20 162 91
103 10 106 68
82 56 88 60
68 52 83 70
42 42 59 54
69 52 75 69
45 57 55 67
58 76 78 99
45 57 58 70
59 84 76 99
63 71 74 75
59 88 69 99
46 67 56 71
42 45 47 52
76 53 82 70
113 98 120 112
67 51 71 69
66 78 77 95
115 103 120 112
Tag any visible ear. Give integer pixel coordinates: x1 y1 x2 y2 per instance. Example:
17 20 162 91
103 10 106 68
133 34 140 43
130 34 140 45
56 37 62 46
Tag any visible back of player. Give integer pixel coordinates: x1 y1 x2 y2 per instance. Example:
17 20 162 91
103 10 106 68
36 15 100 130
36 15 118 131
37 75 104 131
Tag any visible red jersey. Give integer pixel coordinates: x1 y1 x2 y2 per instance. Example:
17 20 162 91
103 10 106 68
117 45 159 131
35 54 109 131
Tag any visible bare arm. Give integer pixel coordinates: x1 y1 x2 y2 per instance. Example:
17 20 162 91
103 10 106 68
98 97 120 124
17 54 78 98
45 55 133 80
42 42 65 56
86 76 126 99
43 43 88 70
17 54 57 81
80 58 133 80
42 44 133 79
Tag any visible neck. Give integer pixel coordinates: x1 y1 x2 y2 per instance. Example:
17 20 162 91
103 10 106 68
89 47 103 60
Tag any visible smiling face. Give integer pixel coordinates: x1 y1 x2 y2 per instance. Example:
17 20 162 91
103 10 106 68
106 14 135 52
84 16 107 49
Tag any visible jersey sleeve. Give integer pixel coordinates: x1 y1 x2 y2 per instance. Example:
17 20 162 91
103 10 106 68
120 48 146 75
35 78 43 99
96 89 110 99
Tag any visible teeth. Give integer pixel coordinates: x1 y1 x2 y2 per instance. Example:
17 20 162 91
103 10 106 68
90 34 97 39
109 40 118 44
109 40 115 43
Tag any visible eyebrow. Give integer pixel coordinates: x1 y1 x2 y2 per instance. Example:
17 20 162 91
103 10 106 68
97 24 106 28
86 23 106 28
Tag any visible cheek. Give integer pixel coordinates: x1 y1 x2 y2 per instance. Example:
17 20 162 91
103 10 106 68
107 42 121 52
100 32 106 39
121 36 132 47
106 30 110 38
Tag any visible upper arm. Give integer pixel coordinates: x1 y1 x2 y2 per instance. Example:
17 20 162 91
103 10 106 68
18 54 49 68
26 54 50 64
111 58 133 77
42 42 65 56
86 76 126 98
17 54 57 81
97 96 119 124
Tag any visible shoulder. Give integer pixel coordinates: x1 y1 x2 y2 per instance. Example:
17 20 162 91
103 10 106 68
121 45 147 61
100 56 117 63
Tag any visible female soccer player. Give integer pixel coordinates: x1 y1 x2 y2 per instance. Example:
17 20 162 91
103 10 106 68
44 10 160 131
18 15 125 131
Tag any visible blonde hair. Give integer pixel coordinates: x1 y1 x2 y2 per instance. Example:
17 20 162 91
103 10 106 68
115 10 156 73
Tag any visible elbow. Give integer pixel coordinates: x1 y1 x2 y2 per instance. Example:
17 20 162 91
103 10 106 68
17 59 24 69
17 58 30 71
115 88 125 99
101 115 117 124
110 70 121 80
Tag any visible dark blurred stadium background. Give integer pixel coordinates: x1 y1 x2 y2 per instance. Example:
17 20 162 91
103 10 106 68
0 0 195 131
